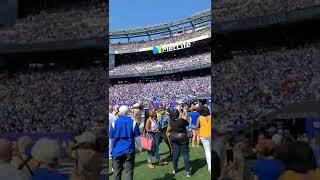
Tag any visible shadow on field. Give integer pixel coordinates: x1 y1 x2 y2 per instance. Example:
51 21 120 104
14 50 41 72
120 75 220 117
160 151 170 156
190 158 207 174
153 173 176 180
135 159 147 168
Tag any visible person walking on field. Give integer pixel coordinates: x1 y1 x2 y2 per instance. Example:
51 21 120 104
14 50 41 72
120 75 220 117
197 106 212 175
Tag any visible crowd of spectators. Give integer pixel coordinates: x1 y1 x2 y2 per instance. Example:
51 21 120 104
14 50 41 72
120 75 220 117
109 76 211 104
213 43 320 128
109 52 210 76
213 122 320 180
0 1 106 44
0 131 106 179
0 66 107 134
213 0 320 22
110 27 210 53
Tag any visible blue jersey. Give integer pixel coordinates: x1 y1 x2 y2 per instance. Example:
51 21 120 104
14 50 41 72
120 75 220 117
109 115 141 158
189 111 200 126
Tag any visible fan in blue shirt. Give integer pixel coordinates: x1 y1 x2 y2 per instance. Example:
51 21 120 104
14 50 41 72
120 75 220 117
109 108 141 159
252 140 284 180
189 110 200 128
109 105 141 180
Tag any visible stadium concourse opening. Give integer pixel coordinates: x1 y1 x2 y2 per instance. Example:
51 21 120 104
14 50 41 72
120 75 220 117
109 5 212 179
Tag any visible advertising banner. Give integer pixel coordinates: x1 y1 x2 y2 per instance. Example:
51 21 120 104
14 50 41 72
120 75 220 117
153 41 192 54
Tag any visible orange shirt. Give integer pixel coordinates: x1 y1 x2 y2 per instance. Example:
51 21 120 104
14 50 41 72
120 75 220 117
198 115 211 138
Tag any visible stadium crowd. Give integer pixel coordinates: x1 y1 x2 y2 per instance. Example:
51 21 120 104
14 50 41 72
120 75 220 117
213 44 320 127
110 27 210 53
109 76 211 104
213 0 320 22
0 66 107 134
212 43 320 179
109 53 210 76
0 1 106 44
0 131 105 180
212 123 320 180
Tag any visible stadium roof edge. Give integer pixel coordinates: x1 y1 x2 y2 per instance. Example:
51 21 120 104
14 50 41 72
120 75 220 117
109 10 211 38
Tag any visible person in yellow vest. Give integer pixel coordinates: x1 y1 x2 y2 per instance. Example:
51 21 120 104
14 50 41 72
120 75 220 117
197 106 211 175
279 141 320 180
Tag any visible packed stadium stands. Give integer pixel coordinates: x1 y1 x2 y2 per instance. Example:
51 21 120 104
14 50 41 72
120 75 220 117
213 0 320 21
0 66 107 134
109 76 211 104
0 1 106 44
214 44 320 127
109 52 210 76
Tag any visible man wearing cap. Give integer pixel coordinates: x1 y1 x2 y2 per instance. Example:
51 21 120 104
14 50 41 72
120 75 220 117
177 101 184 111
70 132 103 180
132 103 142 125
31 138 67 180
110 105 141 180
0 138 28 180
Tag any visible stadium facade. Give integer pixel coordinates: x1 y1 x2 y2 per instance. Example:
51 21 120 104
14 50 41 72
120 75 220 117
109 10 211 106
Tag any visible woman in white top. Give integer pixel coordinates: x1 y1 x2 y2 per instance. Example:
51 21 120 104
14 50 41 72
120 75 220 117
145 111 168 169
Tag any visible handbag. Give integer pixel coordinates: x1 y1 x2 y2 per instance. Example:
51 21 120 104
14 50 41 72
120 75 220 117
141 134 153 151
170 132 188 144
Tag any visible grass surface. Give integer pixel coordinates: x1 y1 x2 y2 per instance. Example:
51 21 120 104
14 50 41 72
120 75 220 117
109 142 210 180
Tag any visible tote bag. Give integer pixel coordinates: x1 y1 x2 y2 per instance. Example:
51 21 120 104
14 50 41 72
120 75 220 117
141 135 153 151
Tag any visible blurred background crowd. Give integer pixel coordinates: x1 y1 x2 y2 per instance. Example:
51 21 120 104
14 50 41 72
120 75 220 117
109 76 211 104
0 66 107 134
109 53 210 76
0 1 106 44
213 0 320 22
213 44 320 127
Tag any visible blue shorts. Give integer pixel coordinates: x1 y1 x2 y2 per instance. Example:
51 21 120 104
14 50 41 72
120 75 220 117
191 125 198 130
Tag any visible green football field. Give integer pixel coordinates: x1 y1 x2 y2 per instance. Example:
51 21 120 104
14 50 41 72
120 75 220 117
108 142 210 180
